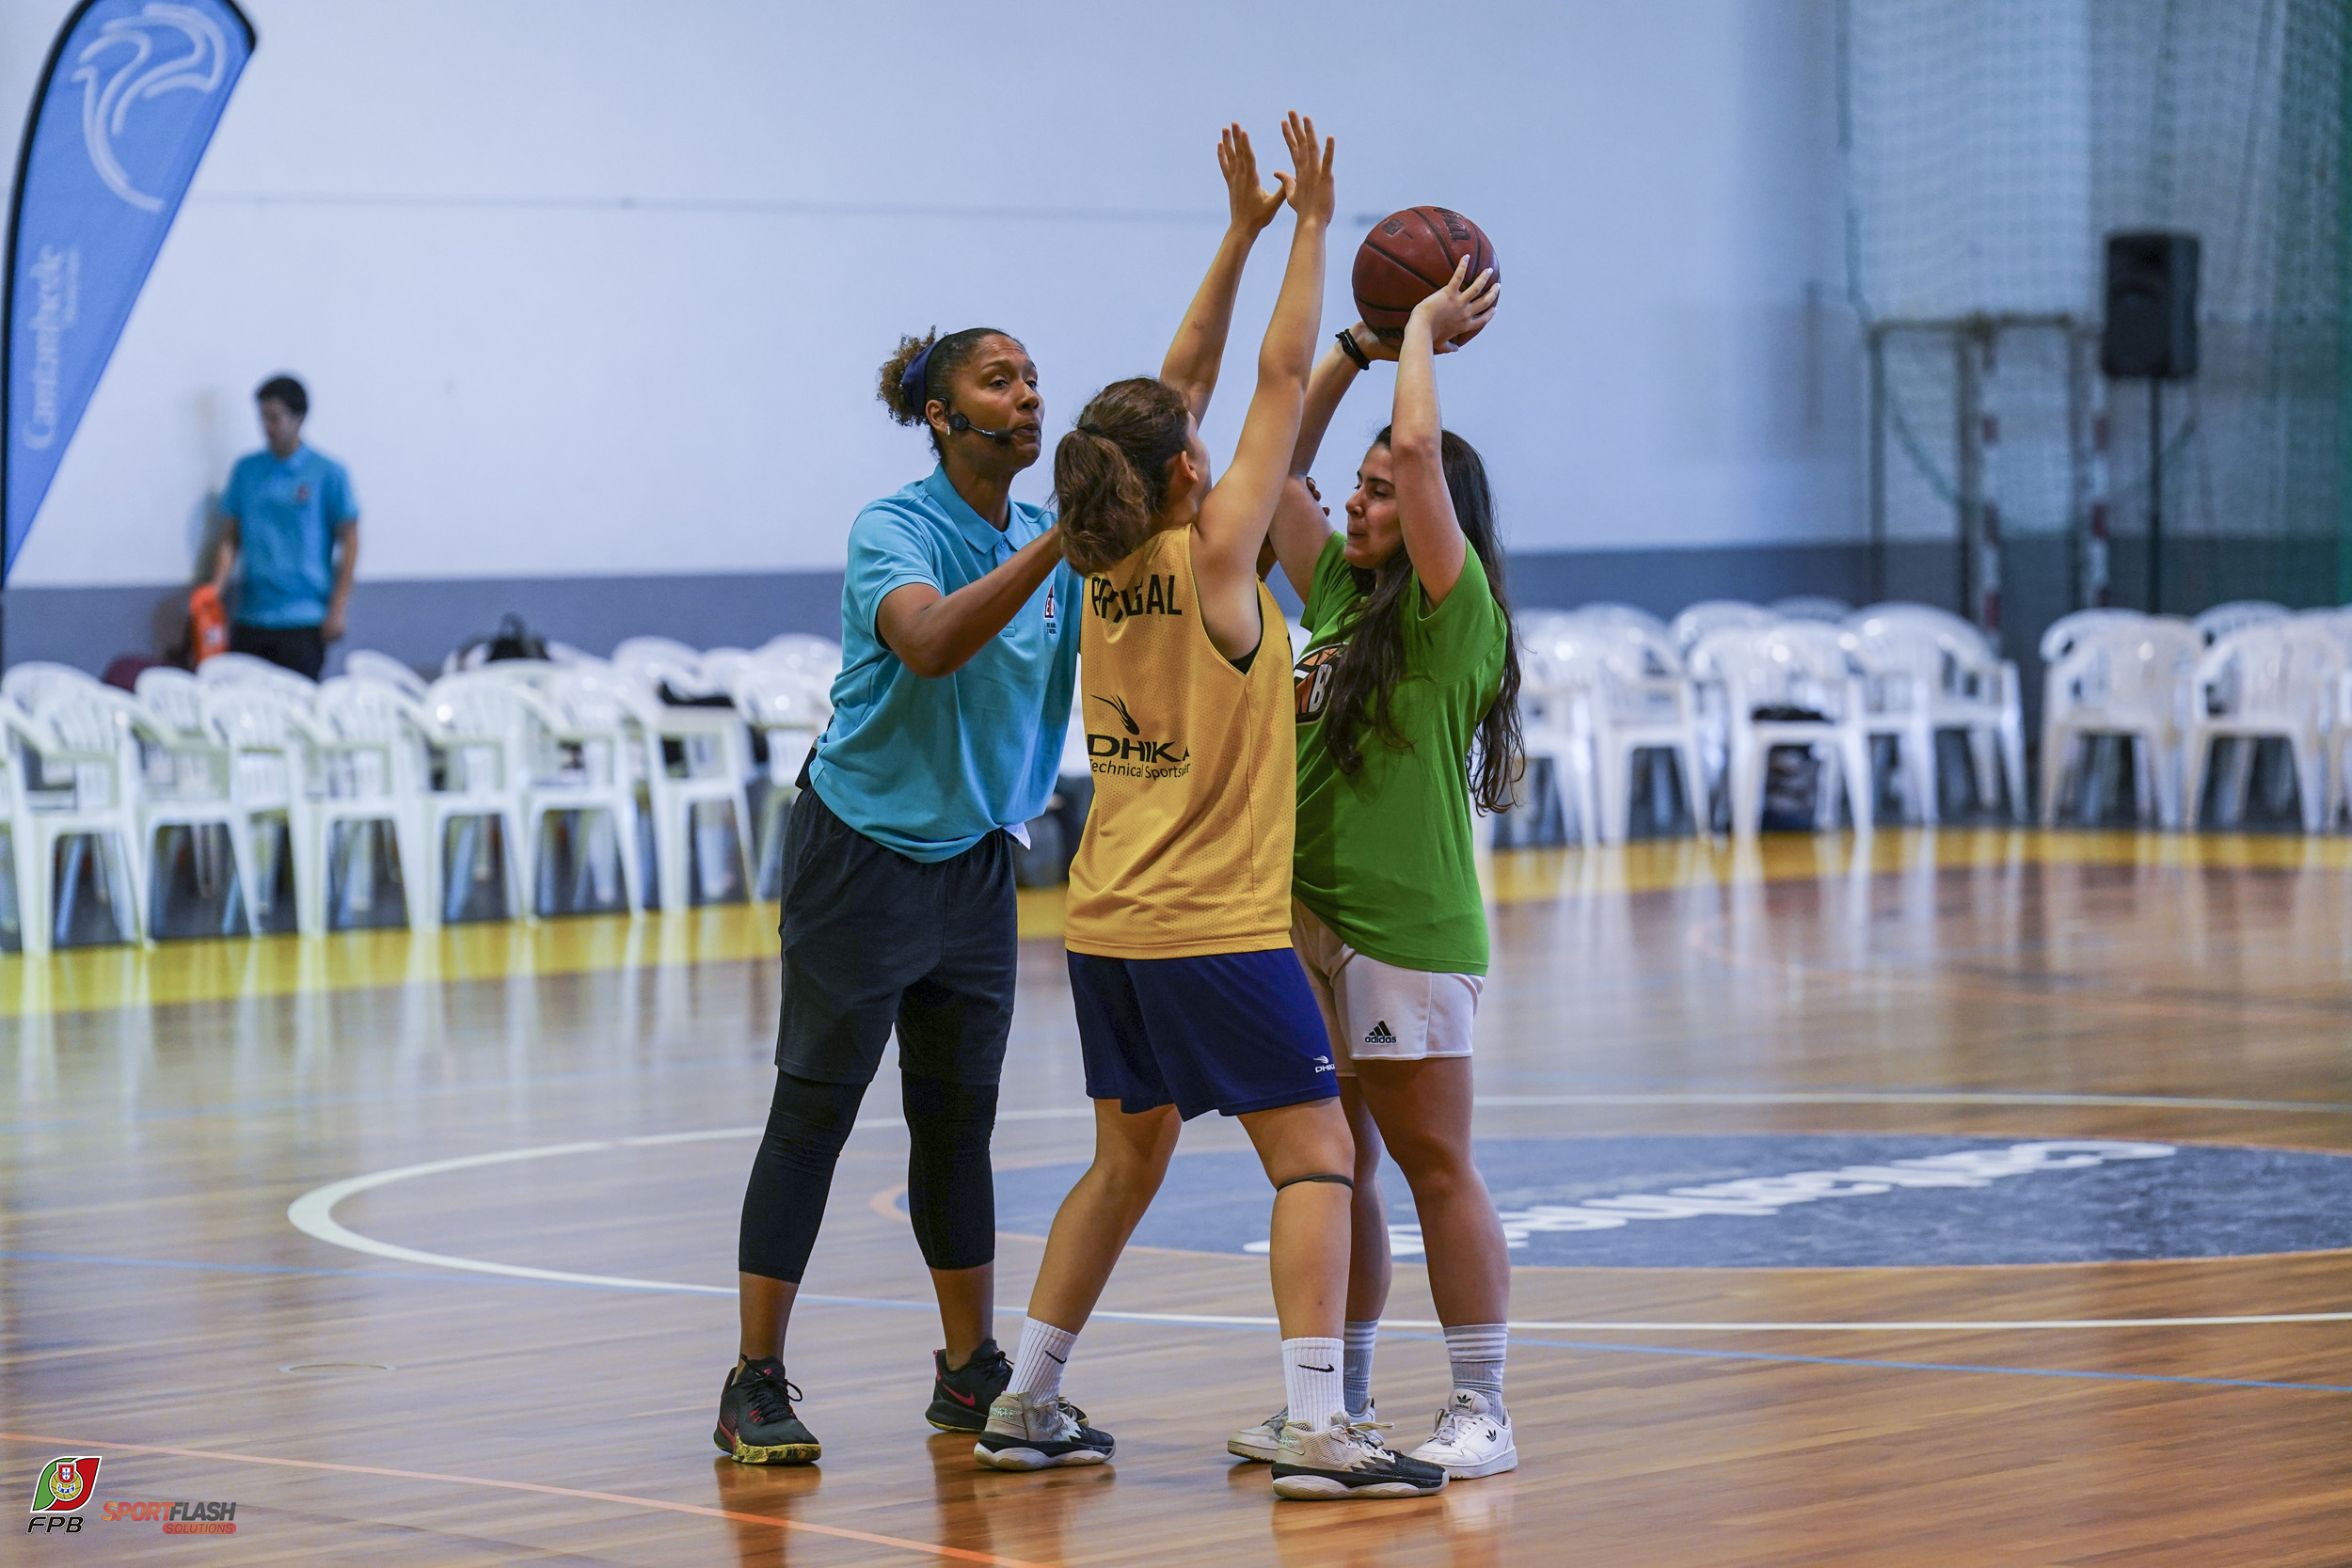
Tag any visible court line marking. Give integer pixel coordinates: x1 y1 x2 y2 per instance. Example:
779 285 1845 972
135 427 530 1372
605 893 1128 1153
286 1094 2352 1331
11 1251 2349 1396
0 1431 1053 1568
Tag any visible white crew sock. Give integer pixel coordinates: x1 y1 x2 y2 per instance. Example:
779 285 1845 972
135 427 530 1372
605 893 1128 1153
1281 1337 1346 1432
1444 1322 1508 1421
1008 1317 1078 1400
1342 1320 1379 1418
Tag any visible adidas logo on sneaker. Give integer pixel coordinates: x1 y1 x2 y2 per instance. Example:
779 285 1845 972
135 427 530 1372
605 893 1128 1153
1363 1021 1397 1045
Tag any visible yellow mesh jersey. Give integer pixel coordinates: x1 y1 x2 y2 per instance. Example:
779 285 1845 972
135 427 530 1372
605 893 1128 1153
1064 525 1295 958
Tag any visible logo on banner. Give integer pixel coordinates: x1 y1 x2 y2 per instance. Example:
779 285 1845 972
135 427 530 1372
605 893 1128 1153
72 3 233 213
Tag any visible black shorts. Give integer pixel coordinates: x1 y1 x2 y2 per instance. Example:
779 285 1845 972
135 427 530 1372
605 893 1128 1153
230 622 325 680
774 784 1016 1087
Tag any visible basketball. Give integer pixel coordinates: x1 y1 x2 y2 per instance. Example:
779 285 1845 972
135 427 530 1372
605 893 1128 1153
1351 206 1501 343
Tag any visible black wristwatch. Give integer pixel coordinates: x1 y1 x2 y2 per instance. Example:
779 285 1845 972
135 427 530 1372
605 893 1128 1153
1335 327 1371 372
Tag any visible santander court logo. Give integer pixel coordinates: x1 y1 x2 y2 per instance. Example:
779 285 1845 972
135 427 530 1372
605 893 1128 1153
71 3 231 213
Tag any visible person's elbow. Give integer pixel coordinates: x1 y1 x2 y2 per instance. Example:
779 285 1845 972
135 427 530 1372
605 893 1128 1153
1388 426 1440 465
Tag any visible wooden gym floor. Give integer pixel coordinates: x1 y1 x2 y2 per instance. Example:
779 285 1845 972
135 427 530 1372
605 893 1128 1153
5 829 2351 1565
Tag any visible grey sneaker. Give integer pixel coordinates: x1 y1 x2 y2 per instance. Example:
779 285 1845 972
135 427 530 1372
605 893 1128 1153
1230 1397 1372 1463
1270 1411 1446 1500
973 1390 1115 1470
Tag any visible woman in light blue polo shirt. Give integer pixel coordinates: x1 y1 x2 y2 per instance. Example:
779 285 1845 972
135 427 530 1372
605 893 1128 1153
714 324 1072 1466
714 124 1302 1468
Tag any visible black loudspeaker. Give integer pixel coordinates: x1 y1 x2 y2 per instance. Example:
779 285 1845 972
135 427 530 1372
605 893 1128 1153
2100 230 2200 379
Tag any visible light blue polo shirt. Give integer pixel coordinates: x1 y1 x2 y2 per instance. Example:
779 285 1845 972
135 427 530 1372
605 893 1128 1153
219 444 358 628
810 467 1081 863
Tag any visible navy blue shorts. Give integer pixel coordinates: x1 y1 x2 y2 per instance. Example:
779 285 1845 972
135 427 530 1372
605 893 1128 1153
1067 948 1339 1120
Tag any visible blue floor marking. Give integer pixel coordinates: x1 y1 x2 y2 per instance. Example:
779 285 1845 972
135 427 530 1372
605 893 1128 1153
9 1249 2349 1396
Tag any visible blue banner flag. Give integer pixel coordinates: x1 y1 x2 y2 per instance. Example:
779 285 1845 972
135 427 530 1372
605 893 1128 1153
2 0 255 582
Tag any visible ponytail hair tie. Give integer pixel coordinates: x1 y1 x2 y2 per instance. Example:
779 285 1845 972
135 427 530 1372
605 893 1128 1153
1076 421 1106 436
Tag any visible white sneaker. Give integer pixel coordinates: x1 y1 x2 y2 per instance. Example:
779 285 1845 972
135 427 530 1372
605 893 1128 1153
1408 1389 1517 1480
973 1391 1115 1470
1229 1398 1371 1464
1270 1411 1446 1500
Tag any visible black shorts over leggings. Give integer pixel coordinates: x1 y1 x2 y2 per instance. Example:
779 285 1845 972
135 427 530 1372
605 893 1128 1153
738 783 1014 1283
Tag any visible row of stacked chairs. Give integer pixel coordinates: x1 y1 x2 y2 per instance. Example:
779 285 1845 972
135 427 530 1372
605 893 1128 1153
0 636 840 955
1505 595 2352 845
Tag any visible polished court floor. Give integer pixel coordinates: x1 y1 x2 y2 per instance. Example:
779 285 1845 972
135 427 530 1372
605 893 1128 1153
5 830 2351 1564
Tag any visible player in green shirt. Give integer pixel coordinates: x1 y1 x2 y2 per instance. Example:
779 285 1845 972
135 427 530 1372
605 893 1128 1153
1222 258 1522 1481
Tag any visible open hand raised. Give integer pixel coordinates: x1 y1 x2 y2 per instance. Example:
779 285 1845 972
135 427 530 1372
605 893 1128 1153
1278 111 1335 227
1410 256 1500 349
1217 122 1284 235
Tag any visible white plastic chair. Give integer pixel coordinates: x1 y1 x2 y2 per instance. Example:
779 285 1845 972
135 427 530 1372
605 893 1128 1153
198 651 317 708
612 635 715 698
2183 624 2344 832
119 672 258 937
1508 641 1600 847
0 703 35 951
609 673 756 911
2040 609 2148 667
1 660 102 709
343 649 430 700
2193 600 2291 647
421 674 538 924
1689 624 1873 838
1567 602 1670 636
1844 603 2026 820
200 685 318 934
1527 618 1701 843
756 634 846 678
308 678 437 931
2039 619 2199 829
6 690 149 950
531 665 648 915
1770 595 1853 623
731 661 832 897
1669 601 1777 657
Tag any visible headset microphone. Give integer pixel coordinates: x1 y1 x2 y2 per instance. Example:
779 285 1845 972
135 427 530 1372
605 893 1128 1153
946 409 1019 446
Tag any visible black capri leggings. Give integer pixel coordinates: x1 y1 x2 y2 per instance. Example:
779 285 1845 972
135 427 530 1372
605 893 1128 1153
739 1068 1001 1281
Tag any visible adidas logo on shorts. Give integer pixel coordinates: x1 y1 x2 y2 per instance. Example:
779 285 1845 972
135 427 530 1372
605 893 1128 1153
1363 1021 1397 1045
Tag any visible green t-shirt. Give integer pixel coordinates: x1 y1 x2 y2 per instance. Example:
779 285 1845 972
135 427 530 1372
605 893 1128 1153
1293 532 1508 974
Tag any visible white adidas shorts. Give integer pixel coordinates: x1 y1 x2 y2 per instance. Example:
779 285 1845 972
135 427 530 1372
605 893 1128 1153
1291 901 1482 1074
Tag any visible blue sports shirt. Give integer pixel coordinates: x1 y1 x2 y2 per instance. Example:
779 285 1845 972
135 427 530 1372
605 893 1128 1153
219 445 358 628
810 467 1080 863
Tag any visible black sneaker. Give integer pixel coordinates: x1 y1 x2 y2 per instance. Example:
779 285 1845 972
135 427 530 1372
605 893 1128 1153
1270 1412 1446 1499
973 1390 1116 1469
713 1357 820 1465
925 1338 1011 1433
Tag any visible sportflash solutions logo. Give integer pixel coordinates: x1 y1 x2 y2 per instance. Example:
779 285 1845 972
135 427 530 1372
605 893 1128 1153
25 1456 239 1535
1088 694 1189 779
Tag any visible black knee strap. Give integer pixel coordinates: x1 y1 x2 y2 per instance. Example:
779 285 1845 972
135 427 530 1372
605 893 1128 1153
1276 1172 1355 1193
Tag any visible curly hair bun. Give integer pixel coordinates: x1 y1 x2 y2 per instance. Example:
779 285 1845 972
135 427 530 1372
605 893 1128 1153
877 330 939 425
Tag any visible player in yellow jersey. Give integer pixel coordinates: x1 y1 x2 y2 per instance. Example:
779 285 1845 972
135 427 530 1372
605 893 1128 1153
972 114 1445 1502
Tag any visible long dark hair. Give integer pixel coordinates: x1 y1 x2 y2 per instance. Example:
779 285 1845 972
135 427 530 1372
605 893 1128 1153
1318 427 1524 814
1051 378 1192 574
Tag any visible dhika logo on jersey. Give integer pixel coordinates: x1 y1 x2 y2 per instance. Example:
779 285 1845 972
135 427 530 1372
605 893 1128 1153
1088 695 1187 767
1089 573 1184 623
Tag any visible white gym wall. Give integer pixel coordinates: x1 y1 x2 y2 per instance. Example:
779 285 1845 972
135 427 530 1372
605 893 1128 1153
0 0 1855 662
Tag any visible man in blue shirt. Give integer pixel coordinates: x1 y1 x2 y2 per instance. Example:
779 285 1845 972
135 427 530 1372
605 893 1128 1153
207 375 358 678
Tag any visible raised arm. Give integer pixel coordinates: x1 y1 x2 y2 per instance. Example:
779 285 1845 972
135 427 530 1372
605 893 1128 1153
1192 112 1332 658
1267 325 1380 599
1159 124 1286 423
1385 258 1498 606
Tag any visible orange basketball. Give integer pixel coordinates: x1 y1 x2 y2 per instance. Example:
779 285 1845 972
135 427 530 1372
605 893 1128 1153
1351 206 1500 343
